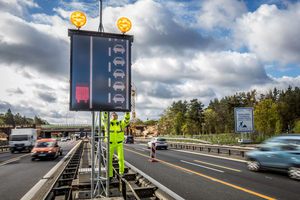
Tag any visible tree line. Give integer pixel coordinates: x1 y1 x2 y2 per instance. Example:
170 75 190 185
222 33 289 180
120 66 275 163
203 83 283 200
0 109 49 125
138 85 300 137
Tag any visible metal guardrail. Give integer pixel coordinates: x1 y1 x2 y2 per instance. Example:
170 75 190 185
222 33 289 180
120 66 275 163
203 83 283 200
169 142 254 157
41 124 92 128
0 142 9 152
135 139 256 157
0 145 9 152
43 141 84 200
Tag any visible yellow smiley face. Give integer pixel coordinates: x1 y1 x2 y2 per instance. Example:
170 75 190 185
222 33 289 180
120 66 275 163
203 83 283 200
70 11 87 28
117 17 132 33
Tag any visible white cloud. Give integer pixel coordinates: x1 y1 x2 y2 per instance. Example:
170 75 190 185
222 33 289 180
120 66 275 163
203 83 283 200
196 0 247 30
0 0 39 16
0 0 299 123
233 3 300 65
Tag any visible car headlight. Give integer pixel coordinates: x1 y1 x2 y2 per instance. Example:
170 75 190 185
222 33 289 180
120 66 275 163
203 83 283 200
48 150 54 153
32 151 37 154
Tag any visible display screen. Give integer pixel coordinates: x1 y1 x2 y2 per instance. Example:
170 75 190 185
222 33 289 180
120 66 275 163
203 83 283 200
69 30 133 111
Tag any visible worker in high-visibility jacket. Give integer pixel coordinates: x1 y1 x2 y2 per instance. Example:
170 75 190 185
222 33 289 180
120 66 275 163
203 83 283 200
103 112 130 178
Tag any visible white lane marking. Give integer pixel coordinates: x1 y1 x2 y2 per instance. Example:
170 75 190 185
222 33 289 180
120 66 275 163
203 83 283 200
134 148 144 152
180 160 224 173
0 158 20 166
173 149 247 163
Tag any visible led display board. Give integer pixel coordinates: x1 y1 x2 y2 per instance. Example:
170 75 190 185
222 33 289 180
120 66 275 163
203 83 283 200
68 29 133 111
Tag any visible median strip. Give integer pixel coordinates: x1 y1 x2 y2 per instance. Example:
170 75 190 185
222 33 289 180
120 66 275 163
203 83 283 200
124 147 276 200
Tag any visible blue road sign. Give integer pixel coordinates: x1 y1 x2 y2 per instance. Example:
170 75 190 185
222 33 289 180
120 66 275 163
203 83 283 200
235 107 254 132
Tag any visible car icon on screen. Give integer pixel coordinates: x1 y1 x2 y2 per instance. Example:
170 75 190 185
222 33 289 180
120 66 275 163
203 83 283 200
114 105 123 110
113 57 125 66
113 69 125 78
113 94 125 103
113 45 125 54
113 82 125 91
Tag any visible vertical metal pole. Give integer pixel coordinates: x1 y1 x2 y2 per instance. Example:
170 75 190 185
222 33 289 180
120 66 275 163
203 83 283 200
98 112 102 195
91 111 95 197
98 0 104 32
106 111 110 197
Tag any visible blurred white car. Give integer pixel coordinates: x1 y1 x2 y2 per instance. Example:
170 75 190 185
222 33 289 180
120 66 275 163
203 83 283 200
61 138 67 142
148 137 168 150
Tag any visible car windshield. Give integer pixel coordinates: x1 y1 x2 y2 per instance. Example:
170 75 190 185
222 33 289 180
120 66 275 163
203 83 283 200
283 139 300 144
11 135 28 141
157 138 166 141
35 142 54 148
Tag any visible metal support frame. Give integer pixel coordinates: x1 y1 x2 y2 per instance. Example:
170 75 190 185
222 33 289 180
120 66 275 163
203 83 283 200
91 111 110 198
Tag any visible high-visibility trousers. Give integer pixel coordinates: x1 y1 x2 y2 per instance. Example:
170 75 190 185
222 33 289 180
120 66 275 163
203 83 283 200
109 142 124 177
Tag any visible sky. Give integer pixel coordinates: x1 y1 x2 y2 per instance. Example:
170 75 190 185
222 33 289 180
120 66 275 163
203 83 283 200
0 0 300 124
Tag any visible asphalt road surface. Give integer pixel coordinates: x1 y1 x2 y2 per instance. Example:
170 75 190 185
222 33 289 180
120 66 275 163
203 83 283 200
123 143 300 200
0 140 79 200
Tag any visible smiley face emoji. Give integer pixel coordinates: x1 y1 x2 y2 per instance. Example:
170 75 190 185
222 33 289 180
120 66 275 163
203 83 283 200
70 11 87 28
117 17 132 33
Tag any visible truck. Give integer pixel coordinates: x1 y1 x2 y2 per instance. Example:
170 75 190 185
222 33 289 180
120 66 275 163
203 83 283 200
9 128 37 153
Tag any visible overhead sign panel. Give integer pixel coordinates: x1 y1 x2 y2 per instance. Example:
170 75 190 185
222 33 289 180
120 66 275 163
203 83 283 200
69 30 134 111
235 107 254 132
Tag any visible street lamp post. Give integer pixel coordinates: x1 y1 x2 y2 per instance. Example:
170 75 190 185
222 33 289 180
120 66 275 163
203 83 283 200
66 113 68 125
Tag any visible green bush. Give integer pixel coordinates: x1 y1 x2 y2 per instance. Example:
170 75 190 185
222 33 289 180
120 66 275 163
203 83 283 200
294 120 300 133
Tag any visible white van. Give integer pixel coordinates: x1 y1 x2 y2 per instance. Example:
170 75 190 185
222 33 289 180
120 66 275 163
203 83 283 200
9 128 37 153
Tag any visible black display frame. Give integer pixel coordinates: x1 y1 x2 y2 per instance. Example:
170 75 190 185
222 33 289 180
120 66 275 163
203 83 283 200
68 29 134 112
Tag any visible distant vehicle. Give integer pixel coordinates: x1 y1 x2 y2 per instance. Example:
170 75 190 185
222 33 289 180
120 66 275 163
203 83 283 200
31 139 62 161
9 128 37 153
113 57 125 66
113 69 125 78
113 82 125 91
113 94 125 103
246 134 300 180
61 138 67 142
66 136 71 140
147 137 168 150
113 44 125 54
124 135 134 144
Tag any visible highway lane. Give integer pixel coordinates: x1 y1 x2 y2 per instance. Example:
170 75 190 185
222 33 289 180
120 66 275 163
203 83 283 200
0 140 79 200
123 143 300 200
